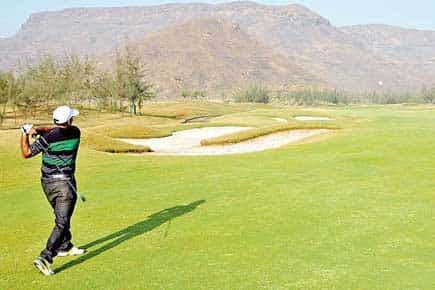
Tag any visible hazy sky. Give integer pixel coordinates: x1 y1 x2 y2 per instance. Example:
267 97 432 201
1 0 434 37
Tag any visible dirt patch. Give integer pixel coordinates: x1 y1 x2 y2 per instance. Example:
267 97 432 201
117 127 329 156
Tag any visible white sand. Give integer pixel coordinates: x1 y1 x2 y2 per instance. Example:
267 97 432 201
117 127 329 156
118 127 251 153
294 116 333 121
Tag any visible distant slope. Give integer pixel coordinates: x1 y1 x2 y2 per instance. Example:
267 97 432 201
342 25 435 82
215 3 424 91
0 3 219 70
124 18 320 97
342 25 435 65
1 1 434 93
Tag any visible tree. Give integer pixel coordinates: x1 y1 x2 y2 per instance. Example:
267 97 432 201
420 85 435 103
38 57 60 106
0 72 8 127
430 87 435 103
18 69 40 117
181 90 191 100
113 48 154 115
58 56 98 105
0 71 22 125
192 90 207 100
92 71 115 111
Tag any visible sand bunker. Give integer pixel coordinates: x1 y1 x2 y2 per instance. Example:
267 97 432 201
118 127 329 156
294 116 333 121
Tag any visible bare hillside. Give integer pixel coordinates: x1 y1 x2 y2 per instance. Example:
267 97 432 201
342 25 435 80
1 1 434 93
123 18 319 97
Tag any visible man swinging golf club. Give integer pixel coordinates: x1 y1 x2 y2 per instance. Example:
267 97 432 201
20 105 86 276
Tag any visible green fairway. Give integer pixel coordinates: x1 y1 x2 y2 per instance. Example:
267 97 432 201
0 104 434 289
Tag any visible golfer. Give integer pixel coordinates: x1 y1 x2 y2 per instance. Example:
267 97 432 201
20 105 85 276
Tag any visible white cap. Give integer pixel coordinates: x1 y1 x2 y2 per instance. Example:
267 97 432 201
53 106 79 124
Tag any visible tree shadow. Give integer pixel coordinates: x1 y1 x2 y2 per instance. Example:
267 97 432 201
55 199 205 273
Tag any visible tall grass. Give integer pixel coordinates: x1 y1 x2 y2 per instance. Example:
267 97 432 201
82 131 150 153
201 122 339 146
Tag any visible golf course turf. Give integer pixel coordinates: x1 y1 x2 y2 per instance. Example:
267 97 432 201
0 103 434 289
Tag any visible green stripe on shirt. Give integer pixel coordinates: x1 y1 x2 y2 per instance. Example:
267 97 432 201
48 138 80 152
42 155 74 166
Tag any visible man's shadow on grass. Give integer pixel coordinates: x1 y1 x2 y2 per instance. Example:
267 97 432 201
55 199 205 273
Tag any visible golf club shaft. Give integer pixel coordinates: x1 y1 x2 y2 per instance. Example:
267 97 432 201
37 135 86 202
63 178 86 202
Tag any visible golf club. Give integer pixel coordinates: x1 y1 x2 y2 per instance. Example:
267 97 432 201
34 134 86 202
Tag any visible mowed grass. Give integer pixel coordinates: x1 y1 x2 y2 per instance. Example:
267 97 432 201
0 103 434 289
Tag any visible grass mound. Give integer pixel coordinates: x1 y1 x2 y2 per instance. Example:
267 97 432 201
95 124 172 139
139 102 262 119
201 122 339 145
82 131 150 153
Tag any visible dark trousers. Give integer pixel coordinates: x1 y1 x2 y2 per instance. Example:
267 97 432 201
40 176 77 263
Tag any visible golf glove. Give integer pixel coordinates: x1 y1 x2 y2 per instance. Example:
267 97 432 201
20 123 33 135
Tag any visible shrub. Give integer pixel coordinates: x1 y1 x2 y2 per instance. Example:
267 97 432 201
192 91 207 99
234 86 270 104
275 89 349 105
181 90 191 99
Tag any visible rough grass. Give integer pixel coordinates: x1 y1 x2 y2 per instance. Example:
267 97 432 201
93 124 172 139
0 102 351 153
201 122 340 145
82 131 150 153
138 101 263 119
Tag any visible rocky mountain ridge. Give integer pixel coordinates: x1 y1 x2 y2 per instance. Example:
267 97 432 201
1 1 434 95
122 17 321 96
